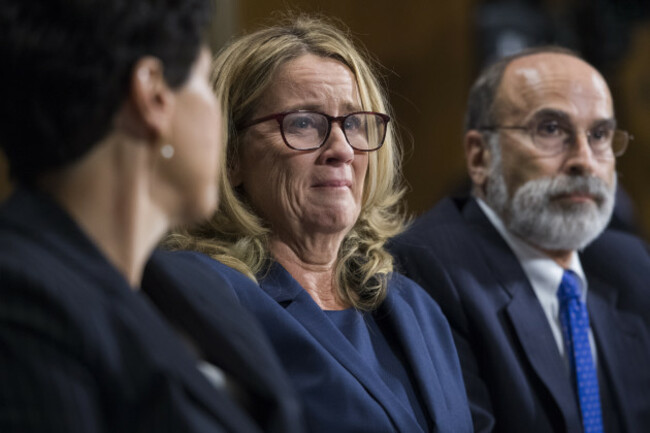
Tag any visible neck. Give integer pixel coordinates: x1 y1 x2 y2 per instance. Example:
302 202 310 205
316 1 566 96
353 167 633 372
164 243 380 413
536 246 574 269
270 234 348 310
39 136 168 287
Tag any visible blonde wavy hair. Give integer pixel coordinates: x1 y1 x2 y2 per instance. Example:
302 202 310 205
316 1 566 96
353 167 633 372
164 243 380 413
169 14 406 310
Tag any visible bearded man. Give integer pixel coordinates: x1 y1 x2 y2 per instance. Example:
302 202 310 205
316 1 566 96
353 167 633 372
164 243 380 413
391 47 650 433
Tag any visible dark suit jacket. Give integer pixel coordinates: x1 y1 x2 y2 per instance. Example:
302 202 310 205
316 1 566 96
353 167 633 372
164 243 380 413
0 187 303 433
390 196 650 433
153 250 473 433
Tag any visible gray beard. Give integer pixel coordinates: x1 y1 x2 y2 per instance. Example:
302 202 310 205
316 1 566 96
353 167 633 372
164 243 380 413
484 148 616 251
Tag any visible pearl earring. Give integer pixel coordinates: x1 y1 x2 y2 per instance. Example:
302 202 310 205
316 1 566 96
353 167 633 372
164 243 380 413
161 144 174 159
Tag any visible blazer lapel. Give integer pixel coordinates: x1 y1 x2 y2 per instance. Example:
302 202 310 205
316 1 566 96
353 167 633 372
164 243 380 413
504 289 582 430
376 288 453 432
588 277 650 432
463 199 583 431
260 263 424 433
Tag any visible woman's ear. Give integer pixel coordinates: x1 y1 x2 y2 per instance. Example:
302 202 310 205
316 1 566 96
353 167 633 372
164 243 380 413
464 129 492 190
123 57 175 141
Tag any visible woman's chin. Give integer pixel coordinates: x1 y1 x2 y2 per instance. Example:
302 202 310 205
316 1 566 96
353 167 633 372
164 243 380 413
302 209 359 236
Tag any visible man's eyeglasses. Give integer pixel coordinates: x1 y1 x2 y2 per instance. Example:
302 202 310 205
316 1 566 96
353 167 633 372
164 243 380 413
480 120 631 159
239 110 390 152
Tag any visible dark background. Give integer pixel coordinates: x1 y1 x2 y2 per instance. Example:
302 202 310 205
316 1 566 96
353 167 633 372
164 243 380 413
3 0 649 239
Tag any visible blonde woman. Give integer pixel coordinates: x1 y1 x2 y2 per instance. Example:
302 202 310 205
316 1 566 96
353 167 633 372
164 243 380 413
149 15 471 433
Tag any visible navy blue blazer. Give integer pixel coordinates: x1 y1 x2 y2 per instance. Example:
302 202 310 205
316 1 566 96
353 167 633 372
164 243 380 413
153 250 473 433
0 187 303 433
390 196 650 433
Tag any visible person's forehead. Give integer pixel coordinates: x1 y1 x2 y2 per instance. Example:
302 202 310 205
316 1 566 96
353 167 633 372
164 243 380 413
253 53 364 120
496 52 613 120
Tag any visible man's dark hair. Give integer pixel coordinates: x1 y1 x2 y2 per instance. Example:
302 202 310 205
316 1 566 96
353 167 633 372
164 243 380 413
464 46 580 134
0 0 214 182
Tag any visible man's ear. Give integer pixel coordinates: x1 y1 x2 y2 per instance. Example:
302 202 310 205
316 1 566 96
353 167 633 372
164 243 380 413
464 129 492 190
124 57 175 141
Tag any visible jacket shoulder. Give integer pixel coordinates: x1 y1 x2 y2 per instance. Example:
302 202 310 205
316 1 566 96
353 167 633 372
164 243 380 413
581 229 650 309
386 273 450 328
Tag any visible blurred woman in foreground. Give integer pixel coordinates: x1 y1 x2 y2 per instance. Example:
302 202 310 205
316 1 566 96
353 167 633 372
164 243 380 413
0 1 301 431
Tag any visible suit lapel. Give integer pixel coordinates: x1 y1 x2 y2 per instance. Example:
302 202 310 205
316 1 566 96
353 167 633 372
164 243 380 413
504 291 582 430
588 276 650 432
260 263 425 433
463 199 583 431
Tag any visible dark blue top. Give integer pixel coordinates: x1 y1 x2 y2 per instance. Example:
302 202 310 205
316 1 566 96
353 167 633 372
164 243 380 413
185 253 473 433
324 308 429 431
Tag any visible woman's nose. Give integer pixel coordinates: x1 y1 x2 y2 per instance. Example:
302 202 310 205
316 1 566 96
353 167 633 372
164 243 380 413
320 122 355 164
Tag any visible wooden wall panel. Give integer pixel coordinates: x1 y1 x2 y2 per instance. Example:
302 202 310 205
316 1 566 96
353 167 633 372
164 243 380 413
616 21 650 239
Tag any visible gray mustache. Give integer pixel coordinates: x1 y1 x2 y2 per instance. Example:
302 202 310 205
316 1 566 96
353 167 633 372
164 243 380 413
545 175 610 201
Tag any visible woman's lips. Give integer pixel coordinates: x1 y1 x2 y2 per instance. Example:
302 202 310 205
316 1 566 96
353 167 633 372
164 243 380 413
312 179 352 188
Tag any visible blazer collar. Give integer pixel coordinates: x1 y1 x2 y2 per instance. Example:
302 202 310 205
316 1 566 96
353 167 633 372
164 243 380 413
377 284 462 433
0 186 133 296
1 188 261 431
259 262 426 432
462 197 583 431
256 260 303 304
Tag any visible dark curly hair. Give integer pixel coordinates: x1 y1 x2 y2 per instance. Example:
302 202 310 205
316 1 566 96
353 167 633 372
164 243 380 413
0 0 214 182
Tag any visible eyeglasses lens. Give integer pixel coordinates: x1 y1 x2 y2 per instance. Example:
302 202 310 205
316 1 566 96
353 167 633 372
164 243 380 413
531 121 628 158
282 112 386 151
282 112 328 150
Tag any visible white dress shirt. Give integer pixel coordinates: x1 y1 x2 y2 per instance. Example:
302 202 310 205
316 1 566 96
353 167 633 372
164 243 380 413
476 198 598 369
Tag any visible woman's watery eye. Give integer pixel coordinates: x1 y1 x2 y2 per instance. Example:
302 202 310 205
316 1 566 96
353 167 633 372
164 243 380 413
344 115 363 131
286 115 316 131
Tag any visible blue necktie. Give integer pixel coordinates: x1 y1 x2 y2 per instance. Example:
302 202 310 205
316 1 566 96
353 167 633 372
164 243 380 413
557 270 604 433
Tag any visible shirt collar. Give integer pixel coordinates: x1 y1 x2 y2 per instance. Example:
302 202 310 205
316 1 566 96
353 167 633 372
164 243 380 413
476 198 588 302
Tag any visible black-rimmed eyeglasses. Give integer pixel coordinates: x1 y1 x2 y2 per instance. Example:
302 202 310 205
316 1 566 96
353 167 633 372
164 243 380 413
239 110 390 152
479 120 631 159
